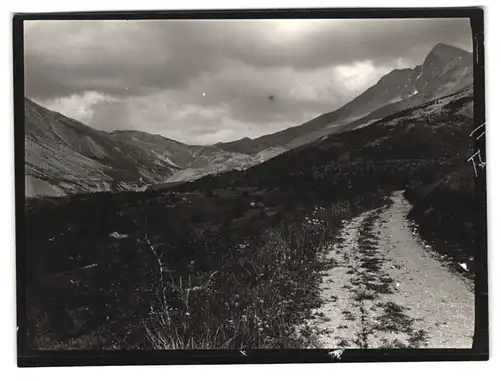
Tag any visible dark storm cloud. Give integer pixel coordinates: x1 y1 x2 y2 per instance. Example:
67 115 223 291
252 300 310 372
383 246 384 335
24 18 472 144
25 18 472 99
24 20 219 99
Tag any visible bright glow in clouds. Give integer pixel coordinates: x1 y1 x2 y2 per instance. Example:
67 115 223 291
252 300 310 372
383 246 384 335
335 61 391 93
38 91 114 125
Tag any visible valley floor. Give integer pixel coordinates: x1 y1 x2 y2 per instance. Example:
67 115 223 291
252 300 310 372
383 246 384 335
305 191 474 349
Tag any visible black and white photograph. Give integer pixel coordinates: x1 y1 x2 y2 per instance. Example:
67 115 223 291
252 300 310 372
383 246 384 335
14 8 487 366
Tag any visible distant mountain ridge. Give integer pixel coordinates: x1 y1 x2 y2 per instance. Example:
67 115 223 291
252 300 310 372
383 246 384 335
200 85 475 192
109 131 286 184
24 43 473 197
216 43 473 153
109 130 202 169
24 101 285 197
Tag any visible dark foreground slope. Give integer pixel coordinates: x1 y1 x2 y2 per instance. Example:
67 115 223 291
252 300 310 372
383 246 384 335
404 165 481 277
24 87 477 350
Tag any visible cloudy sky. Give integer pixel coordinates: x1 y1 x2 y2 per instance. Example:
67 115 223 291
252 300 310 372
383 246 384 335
24 18 472 145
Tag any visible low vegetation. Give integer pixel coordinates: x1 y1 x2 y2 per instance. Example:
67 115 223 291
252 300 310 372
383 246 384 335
404 164 482 277
23 87 480 349
25 184 387 349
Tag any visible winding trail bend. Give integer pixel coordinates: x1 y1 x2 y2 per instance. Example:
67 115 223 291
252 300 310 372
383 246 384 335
307 191 474 349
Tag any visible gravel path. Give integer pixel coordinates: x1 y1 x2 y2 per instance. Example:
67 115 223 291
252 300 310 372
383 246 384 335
306 191 474 349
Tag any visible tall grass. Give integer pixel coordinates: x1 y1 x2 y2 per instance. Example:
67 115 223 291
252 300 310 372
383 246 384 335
144 194 386 349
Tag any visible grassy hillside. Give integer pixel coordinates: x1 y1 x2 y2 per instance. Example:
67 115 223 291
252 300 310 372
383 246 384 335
23 87 479 350
25 184 390 349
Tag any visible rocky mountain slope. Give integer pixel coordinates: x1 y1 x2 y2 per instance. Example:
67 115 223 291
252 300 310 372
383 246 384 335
216 43 473 154
25 99 180 197
164 146 285 183
25 101 285 197
184 85 474 197
109 131 285 184
109 130 201 169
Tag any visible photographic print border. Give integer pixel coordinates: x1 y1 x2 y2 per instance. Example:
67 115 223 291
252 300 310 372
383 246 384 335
13 7 487 367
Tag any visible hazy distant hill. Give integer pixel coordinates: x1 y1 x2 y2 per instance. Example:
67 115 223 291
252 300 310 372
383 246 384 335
24 101 285 197
109 131 285 184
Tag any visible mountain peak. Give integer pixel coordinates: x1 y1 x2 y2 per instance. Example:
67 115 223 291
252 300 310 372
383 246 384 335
431 42 456 51
425 43 470 64
433 42 466 52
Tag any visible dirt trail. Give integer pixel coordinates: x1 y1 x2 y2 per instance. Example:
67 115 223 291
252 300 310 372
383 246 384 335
306 191 474 349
